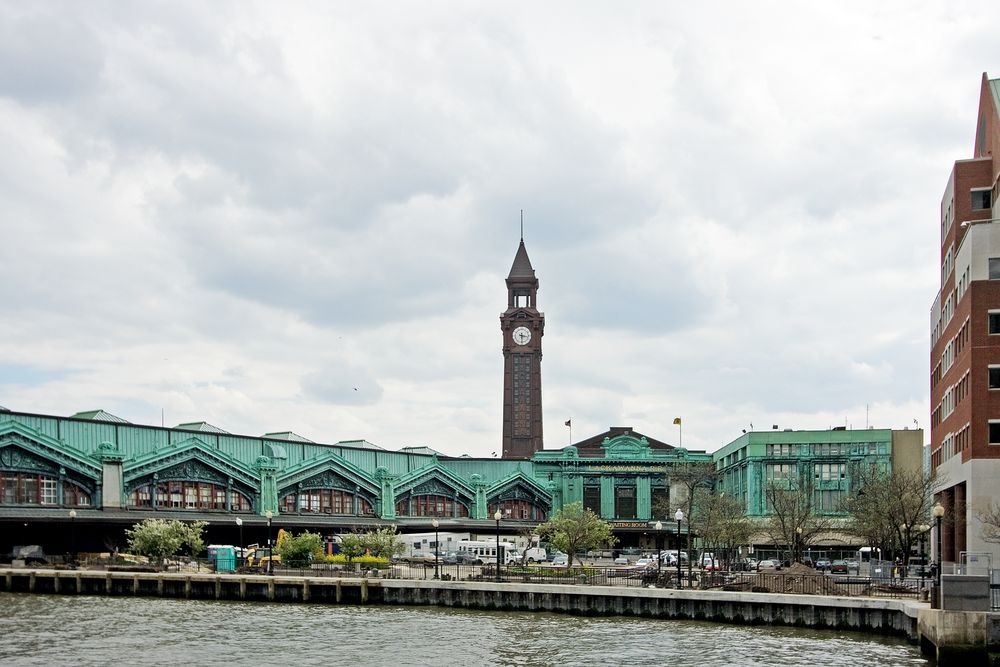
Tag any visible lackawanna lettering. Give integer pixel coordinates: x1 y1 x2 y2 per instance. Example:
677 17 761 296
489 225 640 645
586 466 667 472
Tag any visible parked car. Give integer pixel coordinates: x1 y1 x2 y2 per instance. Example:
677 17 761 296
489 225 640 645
756 559 782 571
815 559 832 571
551 554 569 567
635 558 655 569
613 556 629 565
442 551 459 565
830 559 849 574
846 559 860 573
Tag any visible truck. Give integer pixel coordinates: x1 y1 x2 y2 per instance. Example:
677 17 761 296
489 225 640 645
520 546 547 563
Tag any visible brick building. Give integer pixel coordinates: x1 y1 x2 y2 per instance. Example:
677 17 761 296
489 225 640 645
930 72 1000 564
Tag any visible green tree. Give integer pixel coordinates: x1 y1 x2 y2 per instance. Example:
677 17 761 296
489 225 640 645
362 526 405 559
125 519 207 565
536 502 617 568
339 533 366 563
277 531 324 567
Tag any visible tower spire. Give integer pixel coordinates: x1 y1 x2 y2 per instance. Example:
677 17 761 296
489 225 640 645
520 209 523 241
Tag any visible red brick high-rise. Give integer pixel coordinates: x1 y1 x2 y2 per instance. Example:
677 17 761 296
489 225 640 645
930 72 1000 564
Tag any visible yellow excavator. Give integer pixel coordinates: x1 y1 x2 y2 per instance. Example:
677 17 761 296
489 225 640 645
244 528 288 571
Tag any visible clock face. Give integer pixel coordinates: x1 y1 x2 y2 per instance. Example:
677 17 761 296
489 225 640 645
512 326 532 346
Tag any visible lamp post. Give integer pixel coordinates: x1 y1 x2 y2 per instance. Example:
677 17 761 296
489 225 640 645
917 523 930 588
432 517 440 580
265 510 274 576
235 516 244 567
675 508 684 590
795 526 802 564
494 509 503 583
933 502 945 588
68 509 77 567
655 520 663 584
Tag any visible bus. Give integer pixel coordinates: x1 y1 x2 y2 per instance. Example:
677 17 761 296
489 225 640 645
456 539 519 565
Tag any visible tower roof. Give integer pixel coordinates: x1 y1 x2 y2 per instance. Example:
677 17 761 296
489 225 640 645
507 240 536 281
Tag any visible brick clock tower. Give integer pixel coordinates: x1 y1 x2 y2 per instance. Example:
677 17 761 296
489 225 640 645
501 239 545 459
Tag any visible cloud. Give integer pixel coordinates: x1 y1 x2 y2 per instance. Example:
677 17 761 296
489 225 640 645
2 1 995 457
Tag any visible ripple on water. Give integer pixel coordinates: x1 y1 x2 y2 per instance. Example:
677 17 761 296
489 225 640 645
0 593 928 667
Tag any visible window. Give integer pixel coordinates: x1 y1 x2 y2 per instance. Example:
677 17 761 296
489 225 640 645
972 188 992 210
991 312 1000 334
990 259 1000 280
990 367 1000 390
583 485 601 514
990 421 1000 445
614 485 636 519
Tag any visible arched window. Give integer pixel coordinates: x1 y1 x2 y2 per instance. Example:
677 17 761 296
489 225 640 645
489 499 545 521
0 472 91 507
279 489 373 515
128 481 252 512
396 494 469 517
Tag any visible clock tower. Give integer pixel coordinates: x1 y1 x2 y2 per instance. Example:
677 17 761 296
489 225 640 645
501 239 545 459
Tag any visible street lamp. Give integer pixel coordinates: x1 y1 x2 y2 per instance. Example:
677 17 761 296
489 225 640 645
432 517 440 580
795 526 802 564
675 508 684 590
917 523 930 588
68 509 77 567
265 510 274 576
933 502 945 588
654 520 663 584
235 516 244 567
494 509 503 583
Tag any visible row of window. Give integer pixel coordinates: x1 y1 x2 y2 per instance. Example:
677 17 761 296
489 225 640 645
396 494 471 518
279 489 374 515
933 369 970 427
1 473 91 506
129 482 253 512
933 317 970 390
764 442 881 457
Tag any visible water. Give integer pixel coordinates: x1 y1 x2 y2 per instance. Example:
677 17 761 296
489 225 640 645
0 593 928 666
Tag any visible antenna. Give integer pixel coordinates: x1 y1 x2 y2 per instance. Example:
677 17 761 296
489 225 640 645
520 210 523 241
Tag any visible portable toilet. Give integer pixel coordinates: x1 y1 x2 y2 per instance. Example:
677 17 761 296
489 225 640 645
207 545 237 573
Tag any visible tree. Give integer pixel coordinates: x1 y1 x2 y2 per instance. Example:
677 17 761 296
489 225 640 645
764 477 833 564
277 531 324 567
125 519 207 565
691 491 754 567
842 466 939 563
338 527 404 563
536 502 617 568
667 462 717 578
976 501 1000 543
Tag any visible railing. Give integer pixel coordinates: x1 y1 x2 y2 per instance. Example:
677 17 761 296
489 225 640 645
36 557 927 599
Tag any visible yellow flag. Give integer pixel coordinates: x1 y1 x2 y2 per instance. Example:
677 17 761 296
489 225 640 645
672 417 682 425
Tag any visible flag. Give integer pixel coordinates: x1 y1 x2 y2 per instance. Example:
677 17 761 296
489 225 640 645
564 419 572 427
672 417 682 425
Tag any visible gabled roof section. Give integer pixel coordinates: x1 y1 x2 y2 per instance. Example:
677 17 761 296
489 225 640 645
486 469 551 500
507 240 536 281
71 409 130 424
395 461 475 500
264 431 315 443
401 445 442 456
566 426 676 458
175 421 229 434
0 420 102 478
336 438 385 451
276 451 380 496
123 435 257 487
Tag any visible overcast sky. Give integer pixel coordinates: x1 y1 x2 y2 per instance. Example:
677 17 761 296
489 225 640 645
1 2 998 457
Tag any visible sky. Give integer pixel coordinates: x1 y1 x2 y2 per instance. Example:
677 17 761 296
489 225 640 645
1 1 999 457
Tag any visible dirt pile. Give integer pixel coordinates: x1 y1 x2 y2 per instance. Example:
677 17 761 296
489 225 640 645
750 563 848 596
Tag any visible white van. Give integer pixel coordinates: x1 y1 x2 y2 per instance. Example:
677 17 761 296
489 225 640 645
521 546 547 563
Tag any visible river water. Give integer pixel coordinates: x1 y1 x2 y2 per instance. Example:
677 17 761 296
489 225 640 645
0 593 927 666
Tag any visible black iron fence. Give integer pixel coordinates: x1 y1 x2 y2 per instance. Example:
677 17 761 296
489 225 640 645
51 557 927 599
